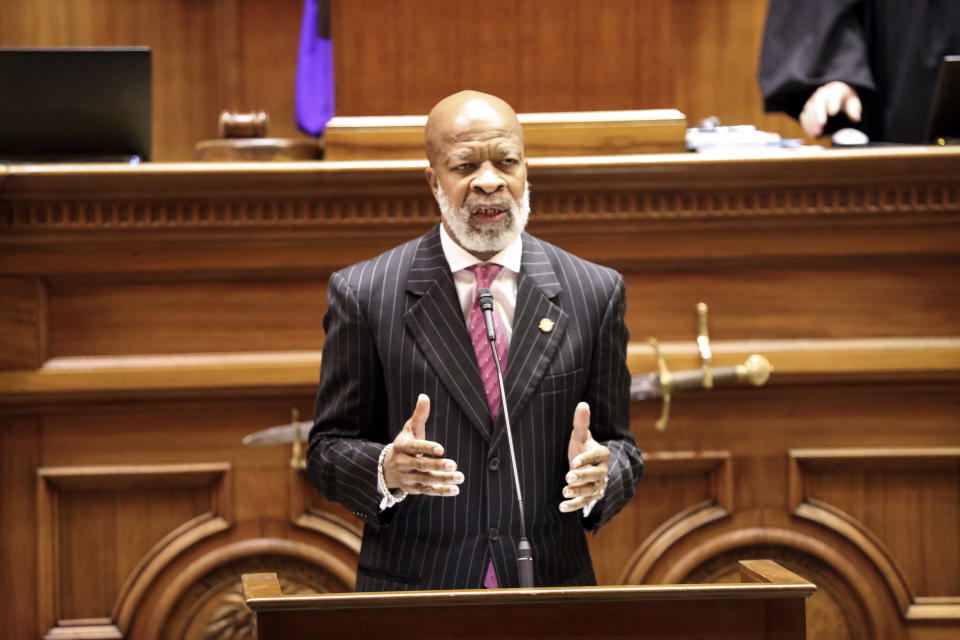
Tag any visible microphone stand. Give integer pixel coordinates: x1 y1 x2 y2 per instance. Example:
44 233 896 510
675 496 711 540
478 288 535 588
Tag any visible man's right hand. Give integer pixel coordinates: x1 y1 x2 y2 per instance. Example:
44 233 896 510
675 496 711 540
382 394 463 496
800 81 862 138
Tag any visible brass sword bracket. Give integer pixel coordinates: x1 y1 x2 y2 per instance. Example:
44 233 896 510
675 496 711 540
696 302 713 389
290 407 307 471
648 337 673 432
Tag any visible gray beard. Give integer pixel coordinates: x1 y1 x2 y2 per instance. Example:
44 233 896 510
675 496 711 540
435 181 530 256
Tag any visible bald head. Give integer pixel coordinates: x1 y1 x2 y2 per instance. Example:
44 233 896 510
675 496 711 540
425 91 524 167
422 90 530 260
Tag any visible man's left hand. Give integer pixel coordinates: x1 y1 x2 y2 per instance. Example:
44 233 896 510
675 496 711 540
560 402 610 513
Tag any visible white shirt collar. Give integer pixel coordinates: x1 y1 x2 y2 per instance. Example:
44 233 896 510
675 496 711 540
439 222 523 274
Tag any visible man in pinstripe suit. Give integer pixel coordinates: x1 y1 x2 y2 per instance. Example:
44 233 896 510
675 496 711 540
307 91 643 591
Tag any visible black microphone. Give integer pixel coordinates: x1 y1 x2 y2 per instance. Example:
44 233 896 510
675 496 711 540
477 287 534 588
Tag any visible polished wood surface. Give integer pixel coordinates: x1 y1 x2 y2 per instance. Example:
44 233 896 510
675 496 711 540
330 0 798 138
0 0 805 161
243 560 813 640
323 109 688 161
194 139 322 162
2 149 959 640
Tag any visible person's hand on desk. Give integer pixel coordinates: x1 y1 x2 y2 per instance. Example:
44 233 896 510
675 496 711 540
382 394 464 496
800 81 862 137
560 402 609 513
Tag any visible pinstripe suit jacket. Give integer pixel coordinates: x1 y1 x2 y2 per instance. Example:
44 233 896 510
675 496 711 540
307 224 642 591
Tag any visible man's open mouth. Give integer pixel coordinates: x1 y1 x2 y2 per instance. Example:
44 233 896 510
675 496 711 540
471 205 508 220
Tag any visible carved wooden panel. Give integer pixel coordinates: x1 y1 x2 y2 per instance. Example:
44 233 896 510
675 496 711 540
623 385 960 639
1 152 957 368
790 449 960 620
685 547 872 640
155 541 356 640
1 153 958 640
289 466 362 551
37 464 233 638
592 450 732 585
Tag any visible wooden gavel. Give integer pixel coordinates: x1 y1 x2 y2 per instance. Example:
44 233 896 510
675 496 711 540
219 110 269 138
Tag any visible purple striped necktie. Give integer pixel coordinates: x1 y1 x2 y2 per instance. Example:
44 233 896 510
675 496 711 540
467 263 507 589
467 264 508 419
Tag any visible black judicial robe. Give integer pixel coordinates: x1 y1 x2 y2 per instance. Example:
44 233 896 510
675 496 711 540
758 0 960 143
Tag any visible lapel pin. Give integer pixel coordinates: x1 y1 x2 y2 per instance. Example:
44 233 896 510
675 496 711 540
538 318 555 333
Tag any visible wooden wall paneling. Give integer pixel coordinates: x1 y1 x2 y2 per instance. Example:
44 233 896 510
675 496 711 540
331 0 676 117
629 386 960 638
234 465 293 525
1 337 955 411
618 258 960 343
0 276 46 369
670 0 806 138
36 464 233 638
20 394 367 640
789 449 960 619
1 152 958 639
36 258 960 360
0 151 957 362
288 467 362 552
44 275 326 358
653 513 899 640
145 536 357 640
26 254 960 358
213 0 243 119
151 0 224 161
598 451 733 586
38 400 302 468
640 386 960 468
331 0 808 138
2 0 818 161
0 352 323 405
0 415 41 640
234 0 315 147
625 337 960 386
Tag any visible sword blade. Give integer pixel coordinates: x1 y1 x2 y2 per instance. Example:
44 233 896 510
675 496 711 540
242 421 312 446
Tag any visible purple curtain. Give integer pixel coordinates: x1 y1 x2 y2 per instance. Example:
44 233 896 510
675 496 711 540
295 0 335 135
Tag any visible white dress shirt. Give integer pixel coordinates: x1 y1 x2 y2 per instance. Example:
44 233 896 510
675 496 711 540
439 223 522 334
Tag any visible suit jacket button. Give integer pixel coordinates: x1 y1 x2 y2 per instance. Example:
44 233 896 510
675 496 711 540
488 456 501 471
488 527 499 541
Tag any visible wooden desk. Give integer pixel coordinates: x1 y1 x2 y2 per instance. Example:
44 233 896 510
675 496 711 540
242 560 815 640
1 148 958 640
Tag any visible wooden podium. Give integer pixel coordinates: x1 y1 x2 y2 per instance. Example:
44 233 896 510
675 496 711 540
242 560 814 640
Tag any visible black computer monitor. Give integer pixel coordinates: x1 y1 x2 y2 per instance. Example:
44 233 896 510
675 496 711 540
0 47 151 162
925 55 960 144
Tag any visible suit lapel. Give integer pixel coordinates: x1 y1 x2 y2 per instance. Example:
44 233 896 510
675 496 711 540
492 234 568 449
404 226 493 440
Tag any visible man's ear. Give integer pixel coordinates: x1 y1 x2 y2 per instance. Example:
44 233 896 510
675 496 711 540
425 166 438 195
